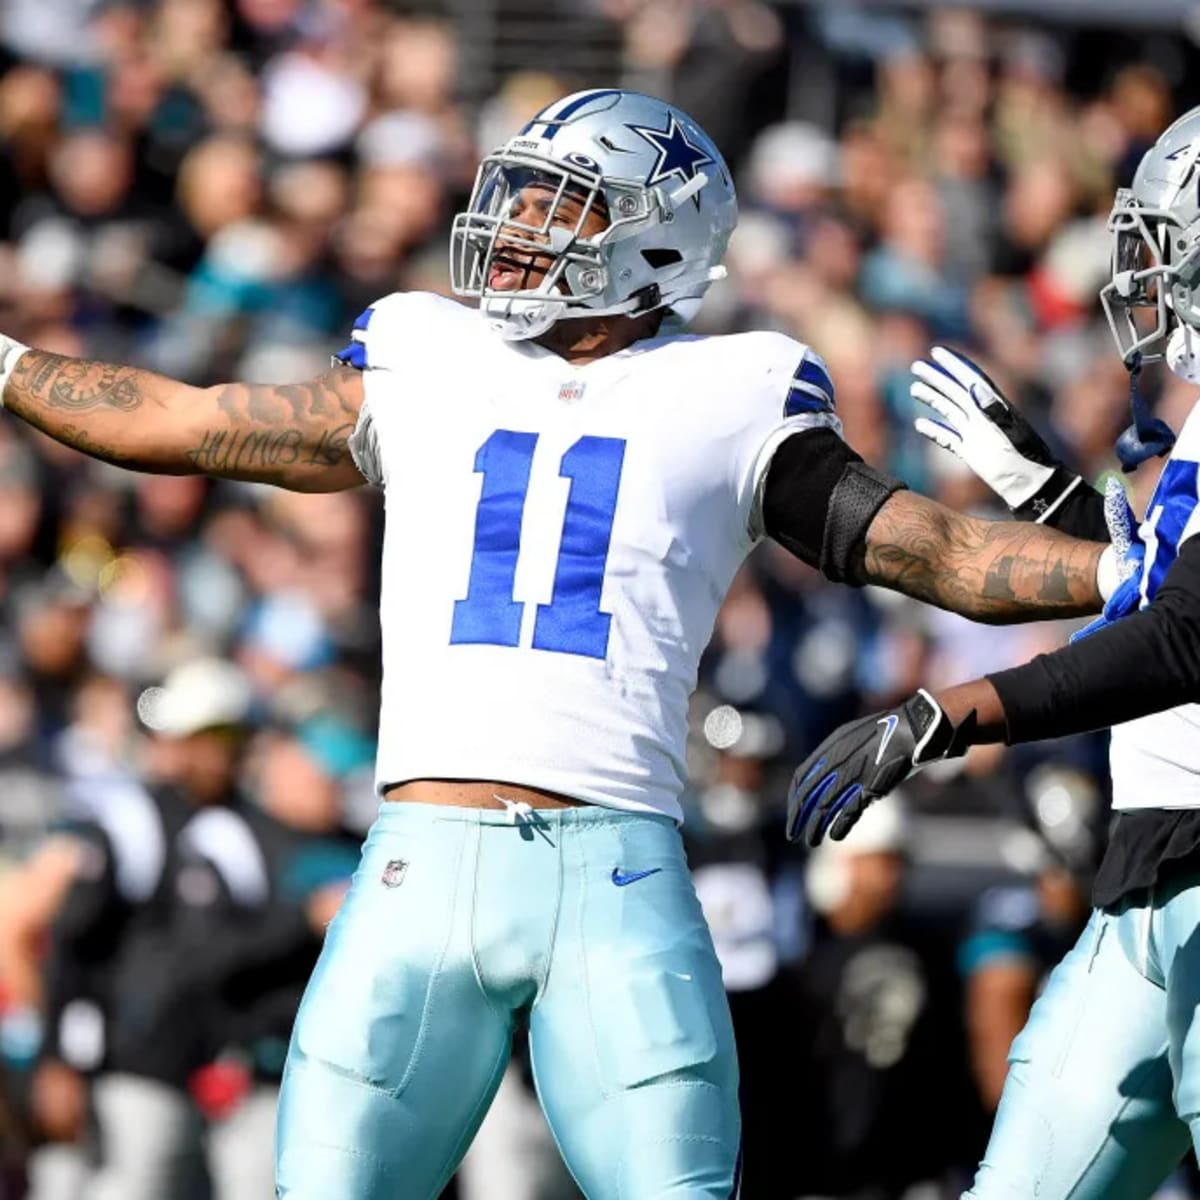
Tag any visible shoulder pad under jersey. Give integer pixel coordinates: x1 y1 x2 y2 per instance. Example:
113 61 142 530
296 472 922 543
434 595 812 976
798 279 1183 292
333 292 479 374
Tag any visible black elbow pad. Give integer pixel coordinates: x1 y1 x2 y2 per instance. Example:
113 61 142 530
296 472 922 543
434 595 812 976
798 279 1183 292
821 462 908 583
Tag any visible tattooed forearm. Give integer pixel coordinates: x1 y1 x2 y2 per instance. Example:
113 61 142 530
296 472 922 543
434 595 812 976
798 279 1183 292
185 422 357 476
862 491 1104 623
58 424 136 467
3 351 365 492
187 428 304 473
11 352 149 412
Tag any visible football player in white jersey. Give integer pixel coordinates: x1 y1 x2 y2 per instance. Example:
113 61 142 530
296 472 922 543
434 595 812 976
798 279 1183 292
788 104 1200 1199
0 90 1111 1198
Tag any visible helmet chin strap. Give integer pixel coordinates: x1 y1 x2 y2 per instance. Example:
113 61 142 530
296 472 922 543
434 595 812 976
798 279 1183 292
1116 349 1177 471
483 265 726 342
482 294 567 340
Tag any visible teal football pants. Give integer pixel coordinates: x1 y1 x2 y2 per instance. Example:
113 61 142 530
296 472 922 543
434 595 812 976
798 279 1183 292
966 876 1200 1198
275 802 741 1199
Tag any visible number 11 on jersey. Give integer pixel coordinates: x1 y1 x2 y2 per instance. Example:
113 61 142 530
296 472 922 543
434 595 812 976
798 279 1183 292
451 429 627 660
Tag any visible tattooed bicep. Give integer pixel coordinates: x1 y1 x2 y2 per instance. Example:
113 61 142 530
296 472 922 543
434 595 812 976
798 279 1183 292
209 366 363 428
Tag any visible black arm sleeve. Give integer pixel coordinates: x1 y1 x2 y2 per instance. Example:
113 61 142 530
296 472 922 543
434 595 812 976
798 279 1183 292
988 535 1200 743
761 429 907 580
1036 480 1109 542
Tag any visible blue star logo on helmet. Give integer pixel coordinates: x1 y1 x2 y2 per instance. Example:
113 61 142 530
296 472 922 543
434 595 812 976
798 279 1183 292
626 114 714 197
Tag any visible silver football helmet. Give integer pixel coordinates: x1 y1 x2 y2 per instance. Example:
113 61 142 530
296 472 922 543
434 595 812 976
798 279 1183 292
1101 106 1200 366
450 89 737 340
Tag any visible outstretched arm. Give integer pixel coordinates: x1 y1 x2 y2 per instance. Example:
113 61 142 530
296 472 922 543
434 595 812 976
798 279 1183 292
787 532 1200 847
859 489 1105 624
760 430 1105 625
1 345 365 493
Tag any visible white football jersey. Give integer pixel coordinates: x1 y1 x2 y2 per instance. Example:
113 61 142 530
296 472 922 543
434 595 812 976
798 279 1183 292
1110 400 1200 809
341 292 840 821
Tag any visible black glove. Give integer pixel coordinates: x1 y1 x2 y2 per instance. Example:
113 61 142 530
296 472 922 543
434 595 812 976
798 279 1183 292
786 690 975 846
911 346 1081 522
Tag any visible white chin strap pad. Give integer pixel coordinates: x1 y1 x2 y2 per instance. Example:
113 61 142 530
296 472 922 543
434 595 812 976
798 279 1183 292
1167 324 1200 383
483 295 565 341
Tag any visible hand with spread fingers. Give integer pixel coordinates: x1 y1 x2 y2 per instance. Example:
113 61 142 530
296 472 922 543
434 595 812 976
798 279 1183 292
786 689 974 846
910 346 1082 522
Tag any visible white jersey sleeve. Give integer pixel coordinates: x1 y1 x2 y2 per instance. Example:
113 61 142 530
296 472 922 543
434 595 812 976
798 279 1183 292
335 291 476 488
713 331 842 542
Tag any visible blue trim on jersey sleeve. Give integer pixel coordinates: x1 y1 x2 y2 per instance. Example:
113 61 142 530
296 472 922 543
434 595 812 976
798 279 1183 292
333 306 375 370
796 356 835 403
784 354 835 417
785 386 834 416
334 339 367 370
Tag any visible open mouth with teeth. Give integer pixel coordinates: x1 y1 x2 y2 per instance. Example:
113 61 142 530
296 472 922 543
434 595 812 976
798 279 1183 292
487 246 556 291
451 158 614 308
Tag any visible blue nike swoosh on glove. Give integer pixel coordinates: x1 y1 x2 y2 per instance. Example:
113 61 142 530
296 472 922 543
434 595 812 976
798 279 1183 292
611 867 663 887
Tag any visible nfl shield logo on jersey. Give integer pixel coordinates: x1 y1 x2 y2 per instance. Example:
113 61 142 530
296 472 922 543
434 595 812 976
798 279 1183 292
381 859 408 888
557 379 587 403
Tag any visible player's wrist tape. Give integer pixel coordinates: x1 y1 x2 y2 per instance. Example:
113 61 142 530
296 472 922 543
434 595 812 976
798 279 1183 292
1096 544 1121 603
906 689 977 767
1012 467 1082 524
0 337 31 407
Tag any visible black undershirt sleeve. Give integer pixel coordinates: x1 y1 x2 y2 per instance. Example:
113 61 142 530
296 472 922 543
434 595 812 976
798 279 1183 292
988 534 1200 743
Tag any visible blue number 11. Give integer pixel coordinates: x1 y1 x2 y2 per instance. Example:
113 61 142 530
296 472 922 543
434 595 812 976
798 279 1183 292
451 430 626 660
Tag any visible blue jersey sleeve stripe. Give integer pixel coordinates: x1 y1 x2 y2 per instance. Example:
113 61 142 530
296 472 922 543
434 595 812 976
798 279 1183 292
334 339 368 370
794 356 835 406
335 306 375 370
785 381 834 416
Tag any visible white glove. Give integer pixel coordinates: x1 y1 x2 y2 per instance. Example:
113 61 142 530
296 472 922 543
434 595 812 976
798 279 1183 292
911 346 1081 520
0 335 30 407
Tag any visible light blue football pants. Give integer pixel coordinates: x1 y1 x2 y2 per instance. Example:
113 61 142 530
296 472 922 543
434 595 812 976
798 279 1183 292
967 877 1200 1198
275 802 741 1199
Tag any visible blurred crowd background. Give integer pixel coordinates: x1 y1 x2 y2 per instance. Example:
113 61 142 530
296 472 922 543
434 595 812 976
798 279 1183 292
1 0 1199 1197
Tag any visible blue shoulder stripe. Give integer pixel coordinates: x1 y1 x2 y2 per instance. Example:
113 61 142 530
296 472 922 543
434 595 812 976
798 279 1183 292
785 354 835 417
795 355 834 402
334 339 368 370
785 388 833 416
334 306 375 370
